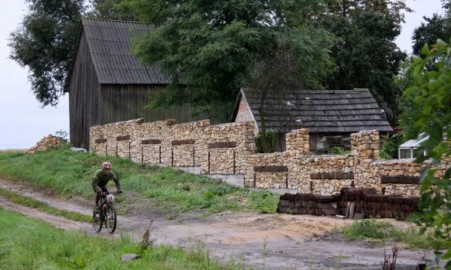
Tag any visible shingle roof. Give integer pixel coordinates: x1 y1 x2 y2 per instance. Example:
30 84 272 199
81 18 169 85
236 88 393 133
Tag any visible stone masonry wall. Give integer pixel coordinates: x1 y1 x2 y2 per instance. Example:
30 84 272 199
90 119 256 174
90 119 450 197
200 122 257 174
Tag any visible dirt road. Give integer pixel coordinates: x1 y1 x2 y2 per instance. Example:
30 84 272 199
0 179 437 269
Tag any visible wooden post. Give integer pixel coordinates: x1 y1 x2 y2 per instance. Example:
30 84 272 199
233 150 236 174
105 144 108 156
207 151 210 174
115 144 118 157
128 141 131 159
253 173 257 188
141 146 144 164
192 147 195 166
171 148 174 167
285 173 288 189
159 145 162 164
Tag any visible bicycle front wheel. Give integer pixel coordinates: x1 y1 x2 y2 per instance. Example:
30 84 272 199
105 203 117 233
92 206 103 232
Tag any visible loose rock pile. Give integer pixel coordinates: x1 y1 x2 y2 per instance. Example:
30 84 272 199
27 135 67 153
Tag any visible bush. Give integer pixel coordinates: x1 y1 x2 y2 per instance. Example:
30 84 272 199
247 190 279 213
255 131 282 153
379 133 403 160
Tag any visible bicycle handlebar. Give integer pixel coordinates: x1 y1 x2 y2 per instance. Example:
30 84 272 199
100 190 123 196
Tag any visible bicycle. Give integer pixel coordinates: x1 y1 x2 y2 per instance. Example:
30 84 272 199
93 191 120 233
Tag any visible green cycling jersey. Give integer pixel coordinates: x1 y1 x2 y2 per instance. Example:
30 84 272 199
92 169 121 192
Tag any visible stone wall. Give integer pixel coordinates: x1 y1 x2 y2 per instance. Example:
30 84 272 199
90 119 256 174
90 119 449 197
200 122 256 174
91 118 210 166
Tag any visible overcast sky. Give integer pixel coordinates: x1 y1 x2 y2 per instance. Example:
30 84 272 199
0 0 446 150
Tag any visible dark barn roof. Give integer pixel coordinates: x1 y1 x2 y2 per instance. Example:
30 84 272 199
234 88 393 134
69 18 168 85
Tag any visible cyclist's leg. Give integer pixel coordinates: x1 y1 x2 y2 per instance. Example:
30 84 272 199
95 186 108 206
93 186 99 206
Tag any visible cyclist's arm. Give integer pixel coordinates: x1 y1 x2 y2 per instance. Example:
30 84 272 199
92 177 101 191
92 170 102 191
111 171 122 192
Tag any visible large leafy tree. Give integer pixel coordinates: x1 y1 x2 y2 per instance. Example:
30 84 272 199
86 0 137 20
411 0 451 56
444 0 451 17
398 39 451 268
119 0 335 122
315 0 409 124
9 0 85 106
412 14 451 55
9 0 132 107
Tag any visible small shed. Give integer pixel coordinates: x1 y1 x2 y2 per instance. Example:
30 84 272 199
398 133 429 159
232 88 393 153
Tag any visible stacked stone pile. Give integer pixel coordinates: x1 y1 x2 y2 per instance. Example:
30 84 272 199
90 118 449 198
202 121 257 174
351 130 379 159
28 135 67 153
285 128 309 153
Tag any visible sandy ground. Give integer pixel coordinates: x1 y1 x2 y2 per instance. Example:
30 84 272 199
0 178 438 270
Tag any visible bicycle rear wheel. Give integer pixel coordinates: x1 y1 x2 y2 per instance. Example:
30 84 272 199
105 204 117 233
92 206 103 232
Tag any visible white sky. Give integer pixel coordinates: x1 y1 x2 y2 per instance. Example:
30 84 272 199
0 0 446 150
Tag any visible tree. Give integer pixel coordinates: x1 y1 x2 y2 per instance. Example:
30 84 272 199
316 0 409 124
8 0 134 107
399 39 451 267
443 0 451 17
86 0 137 20
120 0 335 122
9 0 85 106
412 14 451 55
246 27 334 134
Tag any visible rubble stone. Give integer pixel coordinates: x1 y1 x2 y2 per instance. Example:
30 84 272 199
90 119 449 197
28 135 67 153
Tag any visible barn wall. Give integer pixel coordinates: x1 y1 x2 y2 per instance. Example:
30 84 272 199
98 85 200 126
69 32 100 149
69 42 203 150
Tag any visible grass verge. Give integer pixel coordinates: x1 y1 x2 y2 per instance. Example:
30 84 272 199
337 219 447 250
0 147 279 218
0 207 243 269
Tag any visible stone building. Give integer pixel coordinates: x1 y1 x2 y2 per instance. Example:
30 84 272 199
232 88 393 153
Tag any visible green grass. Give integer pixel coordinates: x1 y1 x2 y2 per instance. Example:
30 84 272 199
0 207 243 270
0 187 91 222
338 219 447 250
0 147 279 217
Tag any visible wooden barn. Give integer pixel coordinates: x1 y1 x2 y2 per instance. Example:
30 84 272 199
232 88 393 153
66 19 198 149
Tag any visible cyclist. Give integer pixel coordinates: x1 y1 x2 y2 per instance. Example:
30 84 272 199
92 161 122 206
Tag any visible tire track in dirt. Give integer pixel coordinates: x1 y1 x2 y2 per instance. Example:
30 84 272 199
0 196 93 232
0 178 437 269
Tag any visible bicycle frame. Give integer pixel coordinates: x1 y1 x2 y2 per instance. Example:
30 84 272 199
93 191 118 233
